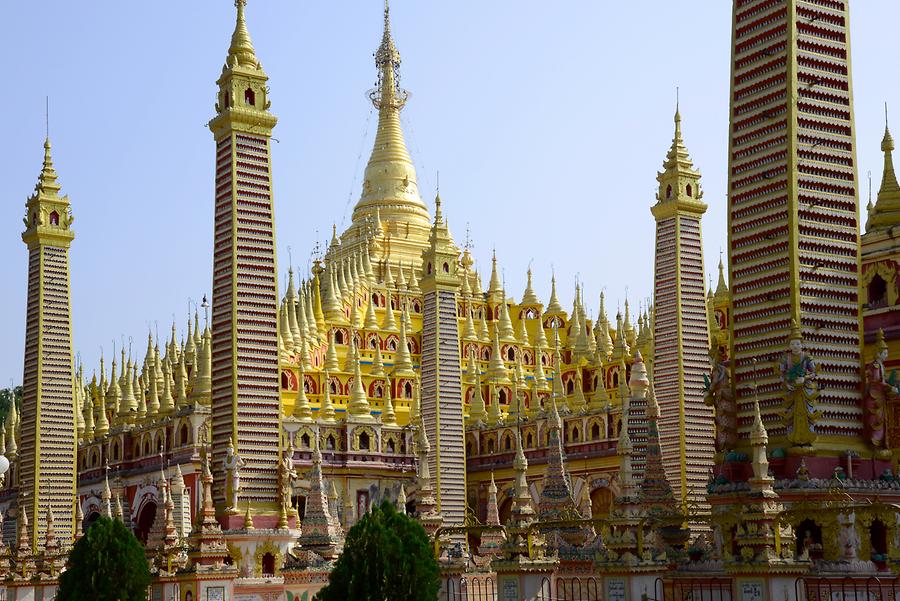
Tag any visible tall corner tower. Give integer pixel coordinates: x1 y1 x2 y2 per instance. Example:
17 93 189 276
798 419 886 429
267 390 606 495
651 109 714 513
727 0 862 446
20 137 77 552
419 195 466 528
208 0 281 516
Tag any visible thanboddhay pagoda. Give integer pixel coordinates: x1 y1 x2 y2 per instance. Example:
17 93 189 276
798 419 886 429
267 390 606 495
5 0 900 599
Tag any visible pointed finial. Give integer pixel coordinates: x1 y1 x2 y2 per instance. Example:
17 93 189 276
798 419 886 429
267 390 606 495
884 102 895 153
675 87 681 121
228 0 258 69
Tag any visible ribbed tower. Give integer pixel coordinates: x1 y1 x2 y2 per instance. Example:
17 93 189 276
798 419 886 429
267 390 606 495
20 138 77 552
650 108 713 514
727 0 862 443
419 195 466 529
208 0 281 516
338 1 432 270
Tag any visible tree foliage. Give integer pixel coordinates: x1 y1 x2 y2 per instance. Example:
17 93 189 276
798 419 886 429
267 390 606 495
57 516 151 601
0 386 21 427
315 500 440 601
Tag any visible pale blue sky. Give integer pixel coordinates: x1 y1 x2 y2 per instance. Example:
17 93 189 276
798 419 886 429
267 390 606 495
2 2 899 385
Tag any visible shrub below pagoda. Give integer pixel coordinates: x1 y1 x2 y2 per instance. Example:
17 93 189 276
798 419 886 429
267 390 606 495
57 516 151 601
314 500 440 601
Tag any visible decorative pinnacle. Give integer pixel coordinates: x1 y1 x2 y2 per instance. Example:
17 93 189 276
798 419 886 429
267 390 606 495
228 0 258 69
883 102 895 153
674 87 682 134
371 0 406 110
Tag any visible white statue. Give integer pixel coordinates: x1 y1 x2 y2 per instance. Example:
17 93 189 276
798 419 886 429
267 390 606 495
838 513 860 560
224 437 246 511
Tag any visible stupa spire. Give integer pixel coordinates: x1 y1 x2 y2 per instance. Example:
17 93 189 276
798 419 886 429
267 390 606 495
227 0 259 69
868 104 900 231
352 0 429 260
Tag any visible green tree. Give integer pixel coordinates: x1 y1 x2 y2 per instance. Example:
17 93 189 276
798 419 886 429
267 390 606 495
315 500 440 601
57 516 151 601
0 386 22 428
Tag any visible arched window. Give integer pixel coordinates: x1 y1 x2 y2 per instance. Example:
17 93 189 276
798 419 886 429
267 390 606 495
487 438 495 453
507 347 515 361
301 433 310 448
334 330 344 345
869 274 888 308
111 441 120 461
244 87 256 106
871 519 888 556
49 211 59 226
179 424 189 446
326 435 336 450
404 381 413 398
504 434 512 451
591 422 601 440
526 433 534 447
387 439 396 453
261 552 276 576
686 184 693 197
666 184 673 199
566 379 574 394
222 90 230 109
572 426 580 442
359 432 370 450
442 262 450 273
499 389 508 405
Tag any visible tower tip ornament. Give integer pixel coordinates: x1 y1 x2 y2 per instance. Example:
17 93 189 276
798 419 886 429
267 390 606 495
883 102 895 153
227 0 259 69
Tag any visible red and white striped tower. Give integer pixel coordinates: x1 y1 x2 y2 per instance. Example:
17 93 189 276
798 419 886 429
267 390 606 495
726 0 863 451
651 107 714 520
208 0 282 522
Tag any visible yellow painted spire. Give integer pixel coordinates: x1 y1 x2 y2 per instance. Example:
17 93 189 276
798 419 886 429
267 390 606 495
350 0 430 263
382 376 397 425
487 329 510 384
515 311 529 346
521 268 540 306
324 328 340 372
497 293 516 342
381 284 398 331
546 273 564 315
533 312 548 349
488 251 503 299
653 104 706 221
371 344 386 376
393 306 415 376
486 383 501 426
466 358 487 423
363 290 380 330
347 341 373 420
463 304 479 342
319 370 336 422
714 251 729 301
478 306 491 342
293 362 313 421
867 105 900 232
227 0 260 70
